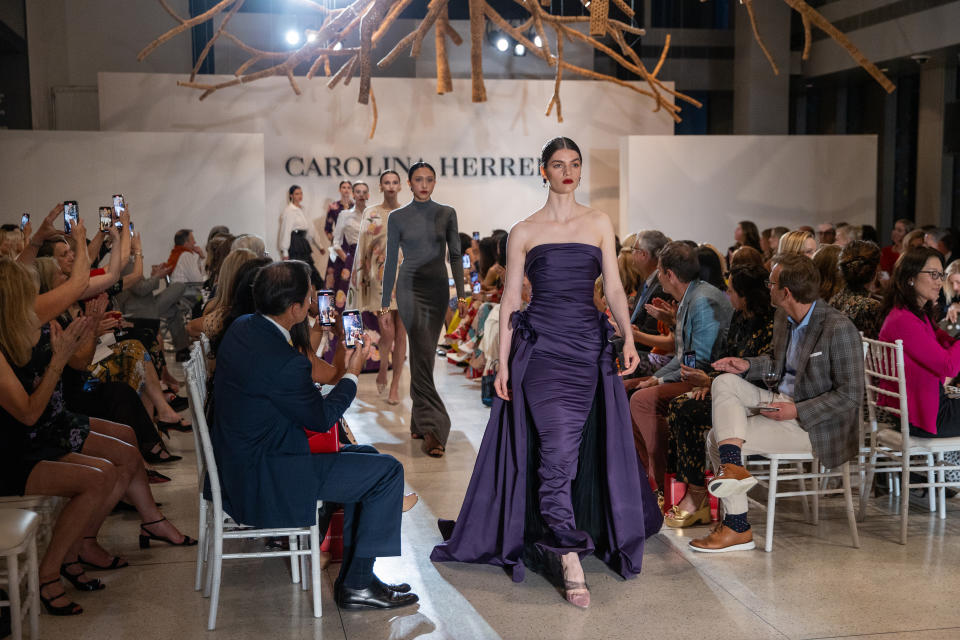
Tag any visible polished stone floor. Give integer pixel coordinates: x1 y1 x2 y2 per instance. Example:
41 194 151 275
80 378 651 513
43 360 960 640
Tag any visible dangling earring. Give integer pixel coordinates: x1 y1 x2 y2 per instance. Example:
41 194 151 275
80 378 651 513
909 280 914 286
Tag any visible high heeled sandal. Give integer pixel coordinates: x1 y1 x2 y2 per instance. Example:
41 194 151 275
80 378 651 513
156 418 192 433
139 517 198 549
39 579 83 616
60 561 105 591
78 537 129 570
664 502 712 528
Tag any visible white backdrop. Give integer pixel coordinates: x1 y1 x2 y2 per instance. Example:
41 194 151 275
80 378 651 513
98 73 675 250
620 135 878 250
0 130 266 267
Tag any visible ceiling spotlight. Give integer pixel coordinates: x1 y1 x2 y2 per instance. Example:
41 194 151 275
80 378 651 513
306 32 318 43
285 29 300 46
533 34 543 48
496 37 509 52
333 41 343 51
514 43 526 56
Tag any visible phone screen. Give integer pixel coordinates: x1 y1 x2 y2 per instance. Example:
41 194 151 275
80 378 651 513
129 221 135 238
318 290 334 326
63 201 79 234
473 282 482 295
342 310 363 348
113 194 125 216
99 207 113 232
472 231 479 242
19 213 29 230
462 255 470 269
682 350 696 369
115 220 124 232
448 277 455 287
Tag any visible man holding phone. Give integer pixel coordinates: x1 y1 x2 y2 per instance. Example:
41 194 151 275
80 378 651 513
214 261 419 610
690 253 863 553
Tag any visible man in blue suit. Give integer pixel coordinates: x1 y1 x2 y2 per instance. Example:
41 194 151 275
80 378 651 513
213 260 418 610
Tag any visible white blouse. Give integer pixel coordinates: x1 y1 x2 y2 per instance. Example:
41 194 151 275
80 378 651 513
278 203 310 258
331 207 363 256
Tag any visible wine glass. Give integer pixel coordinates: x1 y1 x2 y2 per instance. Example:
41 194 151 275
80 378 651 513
761 367 781 406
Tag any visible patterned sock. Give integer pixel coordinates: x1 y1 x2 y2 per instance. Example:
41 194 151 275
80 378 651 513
719 443 742 467
723 512 751 533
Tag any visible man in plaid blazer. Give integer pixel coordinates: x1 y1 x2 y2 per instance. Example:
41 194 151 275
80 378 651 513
690 252 864 553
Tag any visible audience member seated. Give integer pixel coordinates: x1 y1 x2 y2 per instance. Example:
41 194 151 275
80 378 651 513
202 233 236 295
834 224 861 248
0 224 25 258
901 229 926 256
186 248 257 341
778 229 817 258
213 260 419 610
880 218 913 278
813 244 843 302
0 256 194 616
618 233 643 315
925 228 954 264
697 245 727 291
167 228 206 284
628 230 673 377
943 259 960 324
878 247 960 439
726 221 761 268
729 246 766 271
232 233 267 257
691 253 863 553
115 259 192 362
629 241 733 493
830 240 883 339
664 264 774 527
765 226 789 262
212 256 275 357
816 222 836 246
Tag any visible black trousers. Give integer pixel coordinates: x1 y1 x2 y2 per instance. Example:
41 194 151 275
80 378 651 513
909 387 960 439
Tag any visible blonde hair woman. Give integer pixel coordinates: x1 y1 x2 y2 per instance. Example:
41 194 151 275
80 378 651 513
778 229 817 258
187 248 257 340
901 229 926 254
232 233 266 257
0 258 195 615
618 233 644 312
0 226 25 257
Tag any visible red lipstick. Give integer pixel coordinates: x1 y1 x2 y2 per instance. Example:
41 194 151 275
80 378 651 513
562 179 574 184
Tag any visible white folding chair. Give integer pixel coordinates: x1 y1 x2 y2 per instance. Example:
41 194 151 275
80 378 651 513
0 509 40 640
184 345 210 592
746 452 860 553
185 361 322 630
860 337 960 544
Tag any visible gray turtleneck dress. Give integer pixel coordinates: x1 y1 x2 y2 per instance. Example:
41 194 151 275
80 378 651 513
381 199 465 447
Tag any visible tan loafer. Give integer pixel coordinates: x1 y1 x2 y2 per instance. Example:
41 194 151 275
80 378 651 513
689 523 755 553
707 463 758 498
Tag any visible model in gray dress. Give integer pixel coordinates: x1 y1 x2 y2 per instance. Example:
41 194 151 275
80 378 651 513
381 198 465 449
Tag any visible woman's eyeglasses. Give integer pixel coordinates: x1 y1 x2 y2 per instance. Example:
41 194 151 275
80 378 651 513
919 270 945 281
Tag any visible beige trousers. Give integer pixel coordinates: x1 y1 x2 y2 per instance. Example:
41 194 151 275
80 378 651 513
707 373 812 515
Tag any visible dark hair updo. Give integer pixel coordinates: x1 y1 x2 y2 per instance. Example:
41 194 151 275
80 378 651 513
407 161 436 181
539 137 582 184
288 185 301 202
379 169 401 184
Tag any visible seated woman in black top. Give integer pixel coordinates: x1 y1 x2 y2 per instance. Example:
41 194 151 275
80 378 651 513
664 264 775 527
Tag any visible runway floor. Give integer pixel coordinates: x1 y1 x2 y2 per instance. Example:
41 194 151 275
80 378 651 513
43 358 960 640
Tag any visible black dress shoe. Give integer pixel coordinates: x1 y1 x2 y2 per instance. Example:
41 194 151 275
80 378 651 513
167 396 189 412
334 575 411 599
336 581 419 610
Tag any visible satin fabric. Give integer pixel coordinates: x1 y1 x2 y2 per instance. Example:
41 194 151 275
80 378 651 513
431 243 662 582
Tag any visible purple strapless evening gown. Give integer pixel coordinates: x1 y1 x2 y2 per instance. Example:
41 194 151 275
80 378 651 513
430 243 662 582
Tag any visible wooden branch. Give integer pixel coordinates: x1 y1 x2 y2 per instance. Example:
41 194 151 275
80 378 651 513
545 26 563 122
374 0 415 41
443 21 463 46
609 0 634 19
328 56 357 89
651 34 670 78
743 0 780 75
523 0 552 63
589 0 609 37
369 86 379 139
157 0 186 24
190 0 245 81
468 0 487 102
358 0 391 104
287 69 302 95
436 8 453 94
801 13 812 60
139 0 240 62
411 0 446 58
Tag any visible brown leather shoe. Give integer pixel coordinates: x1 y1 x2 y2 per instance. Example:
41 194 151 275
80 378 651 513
689 523 756 553
707 463 758 498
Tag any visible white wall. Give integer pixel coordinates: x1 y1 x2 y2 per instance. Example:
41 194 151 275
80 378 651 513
0 130 266 268
99 73 675 250
620 135 878 250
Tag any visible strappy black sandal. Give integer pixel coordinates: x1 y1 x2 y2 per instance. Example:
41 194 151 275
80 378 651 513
139 517 198 549
60 561 105 592
78 537 129 570
39 579 83 616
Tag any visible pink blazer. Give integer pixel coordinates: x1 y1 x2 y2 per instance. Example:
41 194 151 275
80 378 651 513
878 307 960 434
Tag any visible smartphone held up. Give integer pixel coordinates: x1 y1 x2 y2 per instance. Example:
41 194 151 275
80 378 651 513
342 309 363 348
19 213 29 230
63 201 79 234
318 290 334 326
99 207 113 233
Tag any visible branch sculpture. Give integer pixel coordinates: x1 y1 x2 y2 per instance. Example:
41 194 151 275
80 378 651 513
139 0 895 138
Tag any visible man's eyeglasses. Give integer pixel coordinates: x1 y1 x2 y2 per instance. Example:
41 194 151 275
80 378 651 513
764 279 779 288
919 270 945 281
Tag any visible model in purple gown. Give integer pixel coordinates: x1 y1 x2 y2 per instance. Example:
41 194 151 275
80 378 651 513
430 241 663 583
